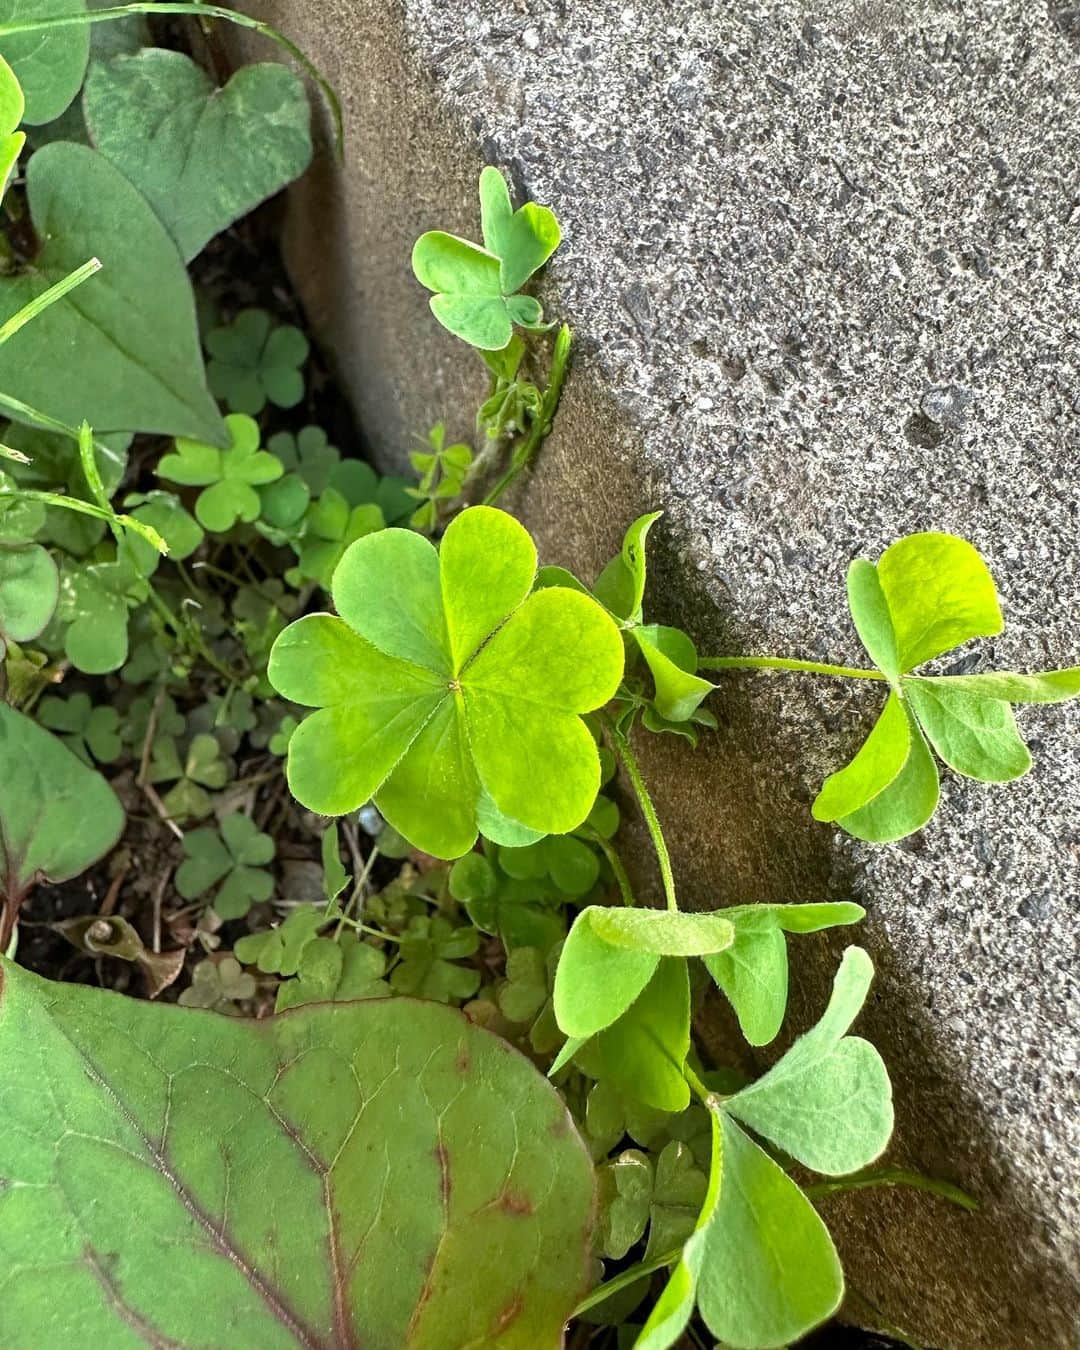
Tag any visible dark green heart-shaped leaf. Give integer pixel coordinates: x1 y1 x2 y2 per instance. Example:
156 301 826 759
84 50 312 262
0 958 597 1346
0 0 88 125
0 144 224 443
0 702 123 940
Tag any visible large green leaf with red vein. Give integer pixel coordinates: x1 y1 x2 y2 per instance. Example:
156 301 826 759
0 959 597 1347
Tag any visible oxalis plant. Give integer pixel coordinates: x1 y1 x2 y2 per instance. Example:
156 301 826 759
0 6 1076 1344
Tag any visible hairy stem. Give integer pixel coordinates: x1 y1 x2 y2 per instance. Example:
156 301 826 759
572 1245 681 1317
806 1165 978 1213
698 654 887 680
581 825 634 906
601 713 678 912
482 324 571 507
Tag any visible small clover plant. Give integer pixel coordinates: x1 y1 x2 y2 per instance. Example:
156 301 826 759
204 307 309 413
268 505 624 856
37 691 122 765
807 532 1080 841
175 811 275 919
157 413 283 532
412 166 560 350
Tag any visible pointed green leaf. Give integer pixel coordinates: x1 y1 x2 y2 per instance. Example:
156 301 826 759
704 912 788 1048
84 50 312 262
812 692 911 822
593 510 662 622
905 678 1031 782
0 959 597 1346
633 624 715 722
876 532 1002 672
0 144 224 443
839 706 939 842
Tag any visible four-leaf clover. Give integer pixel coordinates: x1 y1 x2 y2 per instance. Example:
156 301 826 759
157 414 283 532
412 167 560 350
813 532 1080 842
205 308 309 413
175 812 275 919
268 506 624 857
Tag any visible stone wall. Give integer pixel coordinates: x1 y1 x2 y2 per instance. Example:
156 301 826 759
231 3 1079 1345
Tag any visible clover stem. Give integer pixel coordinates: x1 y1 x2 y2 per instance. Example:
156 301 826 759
698 654 887 681
0 5 344 155
682 1060 716 1108
482 324 571 508
601 714 678 913
571 1245 683 1317
580 826 634 906
144 587 240 688
805 1165 978 1213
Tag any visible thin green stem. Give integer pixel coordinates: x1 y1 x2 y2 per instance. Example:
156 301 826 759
601 713 677 913
0 4 343 155
1 487 165 552
580 825 634 906
0 258 101 347
698 654 887 680
806 1165 978 1213
682 1061 715 1107
144 587 239 686
482 324 571 506
572 1245 681 1317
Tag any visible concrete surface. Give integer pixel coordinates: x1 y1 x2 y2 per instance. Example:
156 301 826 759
230 3 1079 1345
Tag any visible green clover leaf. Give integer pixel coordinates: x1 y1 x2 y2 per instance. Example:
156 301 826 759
269 505 625 857
157 412 282 532
411 166 560 350
177 954 255 1012
447 850 567 951
638 947 893 1350
123 489 204 577
274 932 390 1012
205 307 309 413
813 532 1080 842
57 553 146 674
554 906 734 1041
388 915 481 1003
268 424 340 493
286 487 384 589
174 811 275 920
597 1148 653 1260
37 691 122 765
0 542 57 659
